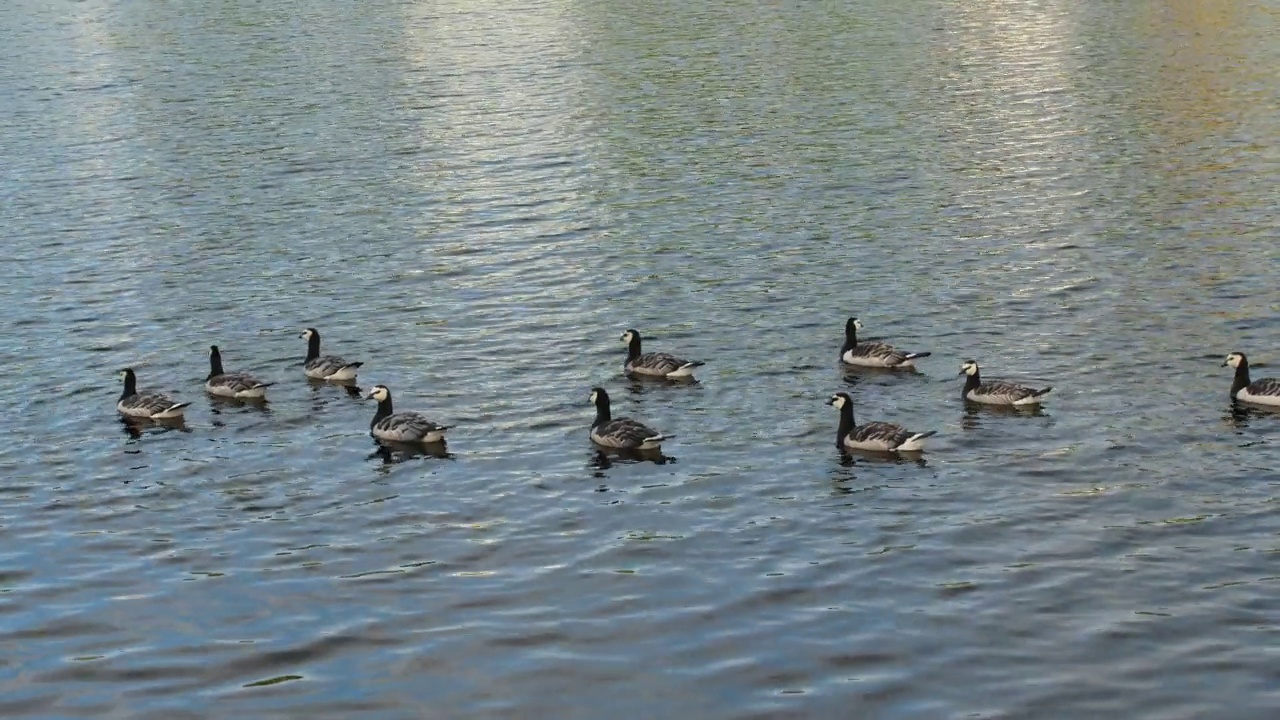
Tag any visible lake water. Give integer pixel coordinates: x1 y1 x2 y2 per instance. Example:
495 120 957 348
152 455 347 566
3 0 1280 717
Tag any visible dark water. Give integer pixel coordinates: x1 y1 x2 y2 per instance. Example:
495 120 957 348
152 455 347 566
3 0 1280 716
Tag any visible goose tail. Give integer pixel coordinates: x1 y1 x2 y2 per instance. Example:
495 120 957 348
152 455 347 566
897 430 936 452
423 428 452 443
1013 387 1053 405
667 362 704 378
328 363 363 381
640 433 672 448
154 402 191 419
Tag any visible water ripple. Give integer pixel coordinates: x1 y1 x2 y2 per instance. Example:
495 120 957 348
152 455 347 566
2 0 1280 717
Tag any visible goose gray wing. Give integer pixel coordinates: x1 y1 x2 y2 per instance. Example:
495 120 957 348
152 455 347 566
591 418 664 448
848 421 911 447
842 341 918 367
207 373 271 394
118 391 189 418
848 341 899 359
627 352 703 376
306 354 363 379
373 411 450 442
972 381 1042 403
1245 377 1280 398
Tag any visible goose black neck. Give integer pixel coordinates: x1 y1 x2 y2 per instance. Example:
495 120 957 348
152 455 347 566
371 395 393 428
1232 361 1251 398
626 334 642 362
593 395 612 428
963 369 981 396
121 371 137 399
840 319 858 355
306 332 321 362
208 348 225 379
836 401 855 447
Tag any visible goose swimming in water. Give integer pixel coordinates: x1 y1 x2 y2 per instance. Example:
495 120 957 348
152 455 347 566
828 392 935 452
1223 352 1280 407
959 360 1052 406
117 368 190 419
205 345 273 399
839 317 931 369
366 385 452 443
301 328 363 381
621 329 704 380
589 386 670 450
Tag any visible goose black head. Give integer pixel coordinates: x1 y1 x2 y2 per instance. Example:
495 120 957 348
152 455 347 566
208 345 225 377
845 317 863 335
959 360 979 377
366 385 391 402
301 328 319 340
119 368 137 396
1223 352 1247 369
829 392 853 409
620 329 641 345
590 387 610 406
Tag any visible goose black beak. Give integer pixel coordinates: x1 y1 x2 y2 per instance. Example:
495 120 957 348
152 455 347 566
957 369 967 376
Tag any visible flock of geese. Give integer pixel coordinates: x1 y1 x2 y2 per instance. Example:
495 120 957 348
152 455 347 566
117 328 452 445
116 321 1280 456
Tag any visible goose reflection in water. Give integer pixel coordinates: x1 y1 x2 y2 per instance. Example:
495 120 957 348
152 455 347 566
307 377 363 397
623 373 708 401
119 415 189 439
308 382 364 416
835 446 928 468
961 403 1049 431
590 448 676 471
208 395 272 416
1223 401 1280 432
369 439 454 466
840 363 928 385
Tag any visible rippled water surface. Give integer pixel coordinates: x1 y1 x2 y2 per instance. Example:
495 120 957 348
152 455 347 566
4 0 1280 716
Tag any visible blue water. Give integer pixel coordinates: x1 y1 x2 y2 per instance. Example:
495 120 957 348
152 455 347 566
3 0 1280 717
